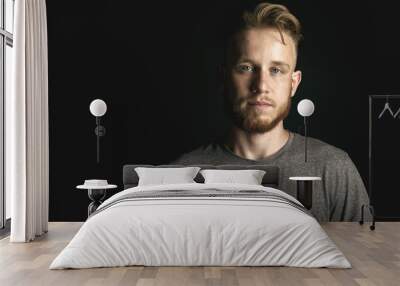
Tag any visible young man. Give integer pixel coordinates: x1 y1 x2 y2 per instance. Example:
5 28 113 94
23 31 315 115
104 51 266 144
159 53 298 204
172 2 370 221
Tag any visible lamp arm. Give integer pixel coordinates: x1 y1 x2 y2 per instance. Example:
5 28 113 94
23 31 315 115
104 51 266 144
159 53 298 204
96 117 100 163
94 116 106 164
304 116 308 163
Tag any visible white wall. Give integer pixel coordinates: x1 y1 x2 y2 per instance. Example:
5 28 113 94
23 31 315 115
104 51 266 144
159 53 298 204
5 44 12 220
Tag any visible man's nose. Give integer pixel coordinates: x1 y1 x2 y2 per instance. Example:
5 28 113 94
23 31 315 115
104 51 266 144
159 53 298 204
250 70 271 94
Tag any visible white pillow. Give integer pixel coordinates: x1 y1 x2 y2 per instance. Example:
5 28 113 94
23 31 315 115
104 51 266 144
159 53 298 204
200 169 266 185
135 167 201 186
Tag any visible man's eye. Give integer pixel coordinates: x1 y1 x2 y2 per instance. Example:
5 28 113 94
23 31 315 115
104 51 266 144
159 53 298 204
237 65 254 73
270 67 282 75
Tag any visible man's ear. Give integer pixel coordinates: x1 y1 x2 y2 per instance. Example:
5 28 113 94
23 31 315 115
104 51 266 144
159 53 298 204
290 70 302 98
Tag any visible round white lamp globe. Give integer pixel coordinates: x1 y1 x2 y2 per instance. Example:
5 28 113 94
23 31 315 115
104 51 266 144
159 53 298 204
297 99 315 117
89 99 107 117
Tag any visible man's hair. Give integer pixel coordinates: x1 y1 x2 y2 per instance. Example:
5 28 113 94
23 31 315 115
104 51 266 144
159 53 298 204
224 2 302 65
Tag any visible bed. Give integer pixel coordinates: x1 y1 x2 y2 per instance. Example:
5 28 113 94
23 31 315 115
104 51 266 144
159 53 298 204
49 164 350 269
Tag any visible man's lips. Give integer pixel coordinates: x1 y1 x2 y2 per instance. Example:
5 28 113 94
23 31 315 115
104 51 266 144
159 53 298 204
248 101 273 107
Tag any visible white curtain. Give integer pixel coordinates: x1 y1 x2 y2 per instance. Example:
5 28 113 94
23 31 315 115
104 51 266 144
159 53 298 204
6 0 49 242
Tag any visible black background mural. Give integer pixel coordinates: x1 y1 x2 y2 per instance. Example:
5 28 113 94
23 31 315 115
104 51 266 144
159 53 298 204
46 0 400 221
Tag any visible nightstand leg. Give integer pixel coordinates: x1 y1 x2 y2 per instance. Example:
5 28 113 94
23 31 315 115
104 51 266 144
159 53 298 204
296 181 313 210
87 189 107 217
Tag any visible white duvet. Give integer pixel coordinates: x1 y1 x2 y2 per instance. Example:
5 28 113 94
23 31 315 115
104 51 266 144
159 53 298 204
50 183 351 269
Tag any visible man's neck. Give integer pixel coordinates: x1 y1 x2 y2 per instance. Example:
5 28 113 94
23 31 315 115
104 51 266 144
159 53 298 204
226 124 290 161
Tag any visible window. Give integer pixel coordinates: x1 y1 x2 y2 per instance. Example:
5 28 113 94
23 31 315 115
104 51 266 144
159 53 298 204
1 0 14 230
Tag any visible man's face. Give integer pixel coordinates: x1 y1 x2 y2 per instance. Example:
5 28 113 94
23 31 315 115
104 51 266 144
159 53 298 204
224 28 302 133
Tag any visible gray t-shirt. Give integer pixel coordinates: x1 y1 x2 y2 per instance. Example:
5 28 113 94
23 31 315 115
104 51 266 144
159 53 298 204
171 131 370 222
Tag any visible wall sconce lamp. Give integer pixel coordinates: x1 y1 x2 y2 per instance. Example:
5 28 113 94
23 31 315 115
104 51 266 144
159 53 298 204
297 99 315 163
291 99 319 210
89 99 107 163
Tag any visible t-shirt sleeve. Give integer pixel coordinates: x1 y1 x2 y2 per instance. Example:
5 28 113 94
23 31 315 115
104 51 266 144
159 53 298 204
169 154 189 165
325 152 371 221
168 144 232 165
169 151 201 165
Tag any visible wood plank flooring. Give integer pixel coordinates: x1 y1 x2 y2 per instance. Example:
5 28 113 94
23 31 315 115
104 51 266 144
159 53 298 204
0 222 399 286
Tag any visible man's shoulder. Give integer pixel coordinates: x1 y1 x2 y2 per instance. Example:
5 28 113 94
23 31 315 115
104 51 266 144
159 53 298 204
292 132 350 162
184 142 223 156
171 142 226 164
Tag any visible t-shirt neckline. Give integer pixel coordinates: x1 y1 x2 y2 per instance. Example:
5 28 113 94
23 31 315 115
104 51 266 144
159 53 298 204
221 131 295 163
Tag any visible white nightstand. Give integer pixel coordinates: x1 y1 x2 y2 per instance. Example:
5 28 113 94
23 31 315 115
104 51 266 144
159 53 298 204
76 180 117 217
289 176 321 210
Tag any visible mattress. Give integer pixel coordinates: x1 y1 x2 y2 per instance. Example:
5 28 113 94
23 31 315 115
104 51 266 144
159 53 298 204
50 183 351 269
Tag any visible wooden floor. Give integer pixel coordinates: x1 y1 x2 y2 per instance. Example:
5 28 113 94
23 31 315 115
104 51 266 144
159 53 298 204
0 222 399 286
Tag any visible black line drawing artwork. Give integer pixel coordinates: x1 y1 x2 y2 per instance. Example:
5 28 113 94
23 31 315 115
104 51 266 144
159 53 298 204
366 95 400 223
378 96 395 119
394 106 400 118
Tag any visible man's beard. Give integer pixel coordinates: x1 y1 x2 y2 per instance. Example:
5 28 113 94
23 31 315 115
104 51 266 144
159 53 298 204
224 91 292 134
